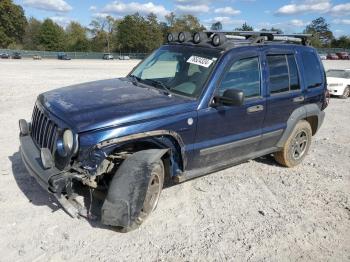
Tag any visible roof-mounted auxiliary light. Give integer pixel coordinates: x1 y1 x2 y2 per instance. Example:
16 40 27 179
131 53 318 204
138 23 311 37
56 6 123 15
212 33 227 46
178 32 192 43
193 32 208 44
167 32 179 42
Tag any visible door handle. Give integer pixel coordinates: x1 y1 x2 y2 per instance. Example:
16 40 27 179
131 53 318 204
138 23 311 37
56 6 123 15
247 105 264 113
293 96 305 103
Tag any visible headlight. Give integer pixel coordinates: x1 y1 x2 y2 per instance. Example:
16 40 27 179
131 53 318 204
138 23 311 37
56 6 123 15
63 129 74 153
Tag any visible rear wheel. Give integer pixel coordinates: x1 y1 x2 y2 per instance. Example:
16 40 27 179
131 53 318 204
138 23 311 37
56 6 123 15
340 87 350 99
274 120 312 167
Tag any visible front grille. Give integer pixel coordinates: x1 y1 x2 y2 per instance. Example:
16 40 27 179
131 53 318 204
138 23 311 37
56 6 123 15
31 105 59 152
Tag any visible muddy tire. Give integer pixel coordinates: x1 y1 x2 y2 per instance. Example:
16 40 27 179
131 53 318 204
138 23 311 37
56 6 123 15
274 120 312 168
340 87 350 99
121 160 164 232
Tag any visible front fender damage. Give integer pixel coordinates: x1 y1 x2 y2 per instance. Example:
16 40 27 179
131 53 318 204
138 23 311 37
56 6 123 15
101 149 168 228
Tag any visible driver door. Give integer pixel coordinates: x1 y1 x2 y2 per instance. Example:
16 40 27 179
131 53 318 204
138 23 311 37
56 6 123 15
191 50 266 170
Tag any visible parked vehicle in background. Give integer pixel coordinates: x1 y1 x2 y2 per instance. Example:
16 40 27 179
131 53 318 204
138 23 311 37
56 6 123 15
318 53 327 60
1 53 10 59
327 53 339 60
57 52 71 60
33 55 42 60
119 55 130 60
19 31 327 232
336 52 350 60
327 69 350 99
12 52 22 59
103 53 114 60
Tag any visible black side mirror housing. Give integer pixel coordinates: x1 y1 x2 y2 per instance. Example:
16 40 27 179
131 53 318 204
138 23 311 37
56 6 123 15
213 89 244 107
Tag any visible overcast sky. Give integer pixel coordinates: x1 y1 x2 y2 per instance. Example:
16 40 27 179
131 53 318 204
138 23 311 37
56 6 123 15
14 0 350 37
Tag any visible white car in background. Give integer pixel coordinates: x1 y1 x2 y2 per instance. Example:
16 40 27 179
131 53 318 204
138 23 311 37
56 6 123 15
326 69 350 99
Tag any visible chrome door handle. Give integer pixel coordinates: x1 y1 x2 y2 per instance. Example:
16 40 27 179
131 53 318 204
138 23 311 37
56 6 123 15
247 105 264 113
293 96 305 103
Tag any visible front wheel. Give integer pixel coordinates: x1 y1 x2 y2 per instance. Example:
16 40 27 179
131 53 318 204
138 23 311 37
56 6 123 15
274 120 312 167
122 160 164 232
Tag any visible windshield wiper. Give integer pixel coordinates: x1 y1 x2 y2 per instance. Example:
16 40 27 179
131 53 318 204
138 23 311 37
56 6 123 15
128 74 141 86
144 79 172 96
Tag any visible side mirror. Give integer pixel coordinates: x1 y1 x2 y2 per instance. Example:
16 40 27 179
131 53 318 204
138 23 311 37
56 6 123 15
213 89 244 107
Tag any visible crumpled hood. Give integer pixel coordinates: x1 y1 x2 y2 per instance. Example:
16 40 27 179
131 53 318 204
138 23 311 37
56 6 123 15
39 78 195 132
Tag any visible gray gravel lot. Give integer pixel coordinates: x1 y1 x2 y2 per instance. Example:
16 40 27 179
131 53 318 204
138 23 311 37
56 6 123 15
0 59 349 262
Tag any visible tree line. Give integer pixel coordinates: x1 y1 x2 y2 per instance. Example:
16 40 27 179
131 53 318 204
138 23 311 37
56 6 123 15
0 0 349 53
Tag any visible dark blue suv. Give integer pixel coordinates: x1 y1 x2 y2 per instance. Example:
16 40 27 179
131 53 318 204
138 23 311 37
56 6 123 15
19 31 328 231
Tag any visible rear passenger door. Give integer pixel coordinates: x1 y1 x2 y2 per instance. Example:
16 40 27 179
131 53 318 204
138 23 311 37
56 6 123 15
260 48 304 149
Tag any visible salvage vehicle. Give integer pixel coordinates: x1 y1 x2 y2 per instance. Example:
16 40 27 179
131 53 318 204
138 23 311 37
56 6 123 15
327 69 350 98
1 53 10 59
12 52 22 59
57 52 71 60
19 31 328 232
327 53 339 60
103 53 114 60
336 52 349 60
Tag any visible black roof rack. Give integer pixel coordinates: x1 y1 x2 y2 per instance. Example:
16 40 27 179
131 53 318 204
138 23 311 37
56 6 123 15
204 31 312 46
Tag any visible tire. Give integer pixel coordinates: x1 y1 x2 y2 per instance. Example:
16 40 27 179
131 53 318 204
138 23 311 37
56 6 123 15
274 120 312 168
340 87 350 99
121 160 164 232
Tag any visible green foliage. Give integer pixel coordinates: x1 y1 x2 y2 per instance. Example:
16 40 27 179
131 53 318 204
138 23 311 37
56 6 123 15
235 22 253 31
66 22 90 51
0 0 27 48
167 14 206 33
261 27 283 34
38 19 65 51
211 22 223 31
117 13 163 52
331 36 350 49
3 1 349 53
23 17 42 50
304 17 333 47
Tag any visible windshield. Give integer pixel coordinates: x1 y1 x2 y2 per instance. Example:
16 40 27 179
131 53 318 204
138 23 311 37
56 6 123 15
327 70 350 79
130 45 221 98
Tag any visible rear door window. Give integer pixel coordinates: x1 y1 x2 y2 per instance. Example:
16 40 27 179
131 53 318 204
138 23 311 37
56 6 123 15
267 54 300 94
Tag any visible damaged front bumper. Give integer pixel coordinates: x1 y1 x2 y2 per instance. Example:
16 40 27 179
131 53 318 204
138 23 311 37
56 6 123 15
19 132 87 218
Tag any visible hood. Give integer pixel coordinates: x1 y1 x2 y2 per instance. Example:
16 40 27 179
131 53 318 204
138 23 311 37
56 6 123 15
39 78 195 132
327 77 347 83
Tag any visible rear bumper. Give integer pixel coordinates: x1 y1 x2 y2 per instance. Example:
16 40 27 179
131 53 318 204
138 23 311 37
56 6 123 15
19 134 69 193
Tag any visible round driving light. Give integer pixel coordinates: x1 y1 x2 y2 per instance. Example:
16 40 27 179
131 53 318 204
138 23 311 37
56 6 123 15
178 32 185 42
212 33 226 46
167 33 173 42
167 32 178 42
63 129 74 153
212 34 221 46
193 32 208 44
19 119 29 136
178 32 192 43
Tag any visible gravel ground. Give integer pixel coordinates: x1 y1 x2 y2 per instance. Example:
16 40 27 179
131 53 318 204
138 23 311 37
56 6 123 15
0 59 349 262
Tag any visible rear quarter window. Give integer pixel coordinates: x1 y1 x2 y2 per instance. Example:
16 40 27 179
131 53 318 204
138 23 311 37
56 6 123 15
301 51 323 89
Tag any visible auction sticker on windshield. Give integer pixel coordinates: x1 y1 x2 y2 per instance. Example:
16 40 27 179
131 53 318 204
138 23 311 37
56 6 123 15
187 56 213 68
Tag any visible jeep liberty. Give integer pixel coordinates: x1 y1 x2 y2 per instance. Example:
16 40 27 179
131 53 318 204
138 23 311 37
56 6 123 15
19 31 328 231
